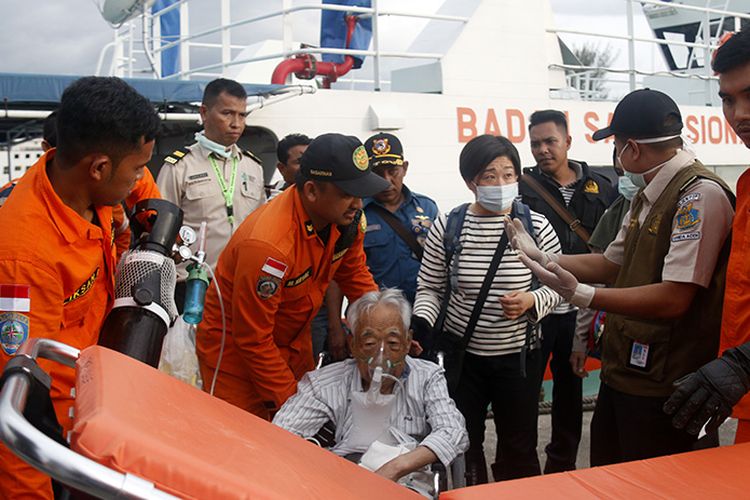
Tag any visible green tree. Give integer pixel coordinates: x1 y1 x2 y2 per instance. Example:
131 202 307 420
569 43 618 99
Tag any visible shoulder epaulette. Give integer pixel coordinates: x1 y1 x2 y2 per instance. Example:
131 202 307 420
163 146 191 166
242 148 263 165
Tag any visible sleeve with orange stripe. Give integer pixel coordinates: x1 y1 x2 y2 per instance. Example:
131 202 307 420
229 240 298 410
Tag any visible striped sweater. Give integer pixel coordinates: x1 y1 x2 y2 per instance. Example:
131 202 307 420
413 206 563 356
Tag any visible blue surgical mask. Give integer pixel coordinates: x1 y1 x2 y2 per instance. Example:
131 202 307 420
476 182 518 212
617 176 639 201
617 133 680 188
195 131 233 159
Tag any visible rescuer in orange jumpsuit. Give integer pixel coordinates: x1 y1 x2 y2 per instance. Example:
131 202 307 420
665 30 750 441
197 133 389 419
0 76 161 499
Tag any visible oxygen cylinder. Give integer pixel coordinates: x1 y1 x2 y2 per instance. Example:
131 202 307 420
98 199 183 367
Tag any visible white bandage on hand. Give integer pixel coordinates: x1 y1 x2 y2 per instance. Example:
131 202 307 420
504 216 558 266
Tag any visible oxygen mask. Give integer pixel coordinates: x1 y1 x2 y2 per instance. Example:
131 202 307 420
359 342 405 399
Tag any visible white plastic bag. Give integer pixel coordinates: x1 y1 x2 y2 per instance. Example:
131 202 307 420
159 315 203 389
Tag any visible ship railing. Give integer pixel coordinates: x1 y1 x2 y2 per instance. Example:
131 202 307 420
547 0 750 102
108 1 468 91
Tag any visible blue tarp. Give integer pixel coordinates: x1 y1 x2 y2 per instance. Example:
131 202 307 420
0 73 285 104
320 0 372 69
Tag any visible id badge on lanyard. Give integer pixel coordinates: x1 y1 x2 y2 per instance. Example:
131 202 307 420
208 155 238 225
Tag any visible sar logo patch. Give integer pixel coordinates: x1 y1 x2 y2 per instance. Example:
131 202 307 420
675 203 701 231
583 180 599 194
64 268 100 305
0 312 29 356
353 146 369 171
372 138 390 156
256 276 280 299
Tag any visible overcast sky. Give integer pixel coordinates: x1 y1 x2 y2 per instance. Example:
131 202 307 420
0 0 667 80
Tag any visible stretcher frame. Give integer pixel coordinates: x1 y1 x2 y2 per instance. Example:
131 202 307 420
0 337 177 499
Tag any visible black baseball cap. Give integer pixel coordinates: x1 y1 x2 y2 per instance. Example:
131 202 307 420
300 133 390 198
364 133 405 168
592 89 683 141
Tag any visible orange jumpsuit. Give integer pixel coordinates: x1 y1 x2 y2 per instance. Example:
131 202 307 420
720 168 750 443
0 152 160 499
196 187 377 419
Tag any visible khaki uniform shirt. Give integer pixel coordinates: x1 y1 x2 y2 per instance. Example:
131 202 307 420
604 150 733 288
157 142 266 280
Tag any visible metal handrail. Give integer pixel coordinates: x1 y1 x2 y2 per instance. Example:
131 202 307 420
0 339 177 499
109 1 468 84
550 0 748 100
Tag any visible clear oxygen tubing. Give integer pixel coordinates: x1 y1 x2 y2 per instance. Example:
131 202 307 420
203 263 227 397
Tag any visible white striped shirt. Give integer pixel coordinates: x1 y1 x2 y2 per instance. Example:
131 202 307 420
272 357 469 467
413 206 563 356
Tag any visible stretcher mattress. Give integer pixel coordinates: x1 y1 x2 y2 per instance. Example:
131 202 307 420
71 346 418 499
440 441 750 499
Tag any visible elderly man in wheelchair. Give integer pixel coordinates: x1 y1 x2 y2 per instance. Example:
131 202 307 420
273 289 468 497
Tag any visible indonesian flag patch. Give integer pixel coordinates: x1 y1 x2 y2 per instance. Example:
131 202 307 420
0 284 30 312
261 257 288 279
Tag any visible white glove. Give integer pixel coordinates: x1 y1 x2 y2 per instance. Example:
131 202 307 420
517 251 595 308
504 217 558 266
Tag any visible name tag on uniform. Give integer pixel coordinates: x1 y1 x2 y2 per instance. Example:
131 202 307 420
187 172 210 183
629 341 649 369
365 224 382 232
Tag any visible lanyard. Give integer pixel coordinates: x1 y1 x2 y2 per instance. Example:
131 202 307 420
208 154 238 225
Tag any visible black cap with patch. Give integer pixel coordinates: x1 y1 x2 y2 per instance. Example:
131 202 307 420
592 88 683 141
364 133 405 168
300 133 390 198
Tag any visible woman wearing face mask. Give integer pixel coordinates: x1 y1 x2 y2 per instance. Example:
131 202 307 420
412 134 563 484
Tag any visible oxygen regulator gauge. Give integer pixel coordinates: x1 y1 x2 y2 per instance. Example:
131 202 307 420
179 225 197 246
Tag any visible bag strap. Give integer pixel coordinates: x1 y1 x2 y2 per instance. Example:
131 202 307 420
434 203 469 334
435 203 510 349
521 174 591 244
460 227 510 349
368 204 424 261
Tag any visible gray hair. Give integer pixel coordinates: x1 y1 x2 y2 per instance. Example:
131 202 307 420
346 288 411 336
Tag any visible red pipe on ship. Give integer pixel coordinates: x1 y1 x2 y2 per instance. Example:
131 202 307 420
271 15 358 88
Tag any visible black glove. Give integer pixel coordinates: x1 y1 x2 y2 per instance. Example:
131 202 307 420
409 315 434 354
663 343 750 435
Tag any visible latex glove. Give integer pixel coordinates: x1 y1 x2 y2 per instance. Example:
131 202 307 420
505 216 557 266
569 351 589 378
500 291 534 320
517 251 595 308
664 343 750 435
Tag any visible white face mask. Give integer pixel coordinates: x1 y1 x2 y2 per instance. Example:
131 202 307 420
195 131 233 159
617 134 681 188
475 182 518 212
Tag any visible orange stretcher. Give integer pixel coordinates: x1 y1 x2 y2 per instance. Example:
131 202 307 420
441 441 750 499
0 339 418 499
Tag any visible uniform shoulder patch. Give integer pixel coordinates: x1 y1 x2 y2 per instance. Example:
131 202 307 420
162 146 191 166
256 276 280 299
242 149 263 165
0 312 29 356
